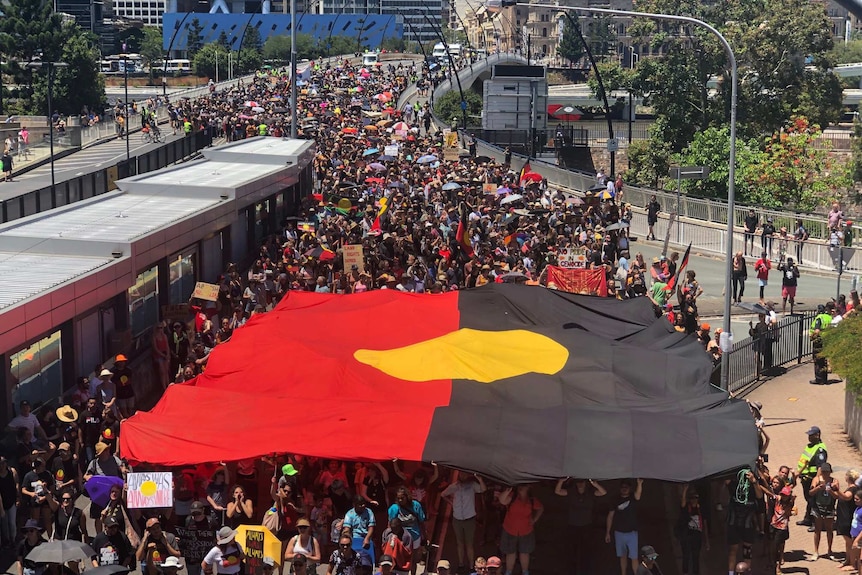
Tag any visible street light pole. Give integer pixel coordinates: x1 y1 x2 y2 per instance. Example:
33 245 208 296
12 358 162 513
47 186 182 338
28 61 68 195
290 0 298 138
123 52 131 164
515 2 738 390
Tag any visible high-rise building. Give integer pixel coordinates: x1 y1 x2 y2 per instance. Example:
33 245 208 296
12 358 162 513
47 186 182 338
319 0 443 44
111 0 167 25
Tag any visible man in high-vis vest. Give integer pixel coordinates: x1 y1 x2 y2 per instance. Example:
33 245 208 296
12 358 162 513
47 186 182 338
796 425 827 528
809 304 833 384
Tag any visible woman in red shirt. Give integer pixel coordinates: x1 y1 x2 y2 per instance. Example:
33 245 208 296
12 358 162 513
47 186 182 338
498 486 543 575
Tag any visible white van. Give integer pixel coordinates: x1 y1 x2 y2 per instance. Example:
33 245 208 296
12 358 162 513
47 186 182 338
362 52 379 66
432 43 448 60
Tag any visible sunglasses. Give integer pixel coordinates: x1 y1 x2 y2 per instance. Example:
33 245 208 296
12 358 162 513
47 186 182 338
298 526 309 530
340 544 351 548
62 498 73 502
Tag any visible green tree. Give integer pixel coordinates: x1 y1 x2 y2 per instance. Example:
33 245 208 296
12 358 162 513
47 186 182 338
829 39 862 65
216 31 230 49
192 43 229 78
672 125 764 201
140 26 164 84
327 35 358 58
625 131 672 189
586 14 615 60
380 36 406 53
263 35 291 62
117 27 143 54
186 18 204 58
748 116 848 210
30 33 105 117
237 48 263 74
434 89 482 127
630 0 842 152
556 15 585 65
587 61 633 99
851 116 862 183
821 314 862 394
241 25 263 53
0 0 69 106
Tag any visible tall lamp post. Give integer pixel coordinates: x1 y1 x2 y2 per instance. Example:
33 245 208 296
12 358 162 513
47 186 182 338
28 60 68 195
514 1 738 390
121 51 131 164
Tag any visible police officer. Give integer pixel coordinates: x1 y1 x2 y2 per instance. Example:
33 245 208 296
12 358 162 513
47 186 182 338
809 304 832 385
796 426 828 529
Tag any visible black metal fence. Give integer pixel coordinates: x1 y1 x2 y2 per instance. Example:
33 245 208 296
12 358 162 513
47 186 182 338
0 131 212 224
724 311 816 394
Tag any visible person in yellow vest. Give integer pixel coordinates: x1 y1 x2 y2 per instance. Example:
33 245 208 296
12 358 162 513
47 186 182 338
183 118 193 136
809 304 832 384
796 426 828 529
258 122 268 136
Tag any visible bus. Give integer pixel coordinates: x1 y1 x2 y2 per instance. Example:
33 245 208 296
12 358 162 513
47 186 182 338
152 59 192 74
100 54 144 74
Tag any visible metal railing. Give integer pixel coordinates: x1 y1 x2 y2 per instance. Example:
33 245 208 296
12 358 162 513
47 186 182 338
0 131 213 223
723 311 816 394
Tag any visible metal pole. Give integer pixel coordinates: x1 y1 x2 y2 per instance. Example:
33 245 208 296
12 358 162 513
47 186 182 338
124 55 130 163
837 246 843 302
290 0 298 138
677 171 681 244
420 9 468 130
518 3 738 390
164 11 193 98
48 64 55 194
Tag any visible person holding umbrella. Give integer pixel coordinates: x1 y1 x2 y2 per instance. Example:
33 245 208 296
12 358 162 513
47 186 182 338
17 519 46 575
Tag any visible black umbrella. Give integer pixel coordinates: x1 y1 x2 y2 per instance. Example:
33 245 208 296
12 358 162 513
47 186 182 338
27 540 96 564
735 302 769 315
588 183 606 192
475 155 492 163
85 565 131 575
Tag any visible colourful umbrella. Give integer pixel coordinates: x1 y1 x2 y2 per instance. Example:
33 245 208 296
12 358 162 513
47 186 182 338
521 172 543 184
363 148 380 156
83 476 124 508
365 177 385 184
392 121 410 132
416 154 437 164
368 162 386 172
599 189 615 200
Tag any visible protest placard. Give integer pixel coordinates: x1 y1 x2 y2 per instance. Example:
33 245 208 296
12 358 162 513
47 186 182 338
126 472 173 509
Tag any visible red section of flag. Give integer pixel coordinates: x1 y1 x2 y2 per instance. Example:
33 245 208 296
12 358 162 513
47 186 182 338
455 203 474 257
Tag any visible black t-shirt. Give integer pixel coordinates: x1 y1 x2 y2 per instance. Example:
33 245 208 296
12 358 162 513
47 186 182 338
92 531 133 566
744 214 758 233
17 538 43 569
566 487 596 528
611 497 638 533
781 265 798 287
52 456 77 492
78 409 103 447
22 469 53 506
115 366 134 399
54 506 84 541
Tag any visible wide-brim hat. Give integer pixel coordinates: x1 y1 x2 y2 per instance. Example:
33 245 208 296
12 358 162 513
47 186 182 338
217 526 236 545
56 404 78 423
21 519 44 532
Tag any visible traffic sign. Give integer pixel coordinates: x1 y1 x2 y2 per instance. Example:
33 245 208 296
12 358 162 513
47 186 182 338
606 138 619 152
669 165 709 180
460 100 468 111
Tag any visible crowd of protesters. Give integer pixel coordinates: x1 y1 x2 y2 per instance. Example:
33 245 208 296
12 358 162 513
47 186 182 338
5 51 862 575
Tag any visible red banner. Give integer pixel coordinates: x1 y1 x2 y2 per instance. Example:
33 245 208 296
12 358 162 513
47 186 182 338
545 266 608 297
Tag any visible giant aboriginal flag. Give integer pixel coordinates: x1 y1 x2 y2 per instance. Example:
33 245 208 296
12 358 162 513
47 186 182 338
120 285 757 483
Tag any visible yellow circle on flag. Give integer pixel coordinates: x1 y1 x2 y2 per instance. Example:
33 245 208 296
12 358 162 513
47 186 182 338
338 198 352 210
140 480 158 497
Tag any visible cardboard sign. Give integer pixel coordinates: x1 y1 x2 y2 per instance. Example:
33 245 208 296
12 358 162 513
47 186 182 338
384 144 399 157
244 528 266 575
444 131 459 149
174 526 216 563
298 221 315 234
343 244 365 274
483 184 497 194
557 247 586 269
191 282 220 302
126 472 173 509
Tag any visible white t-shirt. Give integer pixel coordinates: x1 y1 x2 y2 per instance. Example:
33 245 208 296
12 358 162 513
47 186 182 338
203 543 243 575
7 413 39 435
